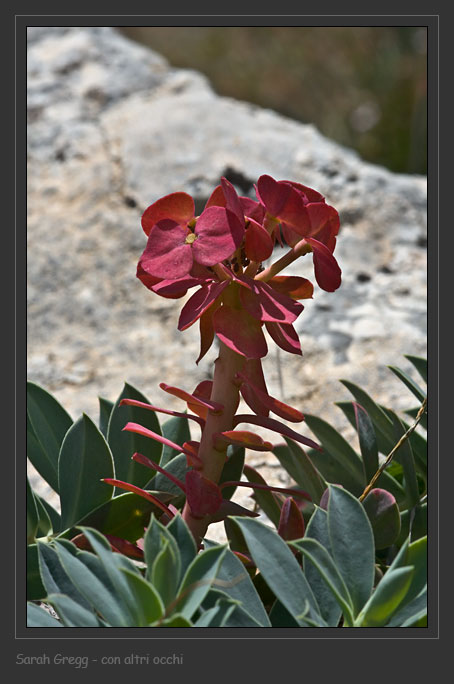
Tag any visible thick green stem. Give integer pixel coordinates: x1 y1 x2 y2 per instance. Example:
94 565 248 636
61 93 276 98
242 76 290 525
182 341 245 542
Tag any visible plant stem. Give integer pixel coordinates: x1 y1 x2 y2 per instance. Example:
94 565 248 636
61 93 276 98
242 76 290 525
182 341 245 542
358 397 427 502
254 238 312 282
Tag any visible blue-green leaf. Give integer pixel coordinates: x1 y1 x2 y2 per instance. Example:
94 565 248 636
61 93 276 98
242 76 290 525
327 485 375 617
47 593 100 627
291 537 355 626
37 542 91 610
353 403 378 482
98 397 114 438
176 545 227 620
388 366 426 403
232 517 324 626
27 602 62 627
404 355 427 384
219 445 245 500
106 383 162 489
27 382 73 493
27 478 39 544
160 414 191 467
166 514 197 579
58 414 114 530
273 438 326 503
119 569 165 626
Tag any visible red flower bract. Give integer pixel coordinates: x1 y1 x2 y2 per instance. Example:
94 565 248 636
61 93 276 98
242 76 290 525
139 181 245 280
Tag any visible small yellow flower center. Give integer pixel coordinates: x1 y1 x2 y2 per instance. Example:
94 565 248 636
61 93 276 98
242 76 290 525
185 232 198 245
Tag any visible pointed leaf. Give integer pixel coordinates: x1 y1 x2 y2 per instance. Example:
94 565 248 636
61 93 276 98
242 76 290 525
107 383 162 489
243 464 282 527
272 439 326 504
278 497 305 541
304 413 365 486
166 513 198 578
353 402 379 482
291 537 355 626
216 430 273 451
152 540 180 607
59 414 114 530
404 355 427 384
388 365 426 403
355 566 414 627
265 321 302 355
176 545 227 619
161 414 192 467
98 397 114 438
27 381 73 493
303 507 342 626
218 445 245 500
327 485 375 617
233 517 323 626
47 593 100 627
27 602 62 627
235 414 320 451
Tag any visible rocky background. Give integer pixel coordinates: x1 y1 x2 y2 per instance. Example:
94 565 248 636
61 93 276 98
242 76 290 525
27 27 427 523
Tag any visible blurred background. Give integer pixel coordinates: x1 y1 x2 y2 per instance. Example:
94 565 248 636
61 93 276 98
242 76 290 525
118 26 427 175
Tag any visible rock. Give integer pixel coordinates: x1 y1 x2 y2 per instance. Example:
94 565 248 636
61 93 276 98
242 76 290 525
27 27 427 519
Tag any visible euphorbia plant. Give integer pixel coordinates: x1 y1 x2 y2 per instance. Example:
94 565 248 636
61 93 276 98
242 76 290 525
106 174 342 543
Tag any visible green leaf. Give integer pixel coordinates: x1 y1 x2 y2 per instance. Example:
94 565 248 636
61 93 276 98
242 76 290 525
304 414 365 487
152 540 180 607
106 383 162 489
242 465 282 527
269 599 300 627
36 496 61 535
303 507 342 627
37 542 91 610
355 566 414 627
27 543 46 600
166 514 198 579
232 517 323 626
388 411 420 509
27 602 62 627
58 414 114 530
395 536 427 607
386 587 427 627
176 545 227 620
195 597 238 626
54 540 129 626
47 593 100 627
153 452 189 497
204 541 271 626
119 569 165 626
76 491 173 542
291 537 355 626
219 445 245 500
144 516 181 584
353 403 379 482
340 380 395 445
273 438 326 504
327 485 375 617
160 414 191 467
158 614 193 627
77 527 140 625
27 478 39 544
362 489 401 549
388 366 426 403
34 495 54 537
404 355 427 384
27 382 73 493
98 397 114 438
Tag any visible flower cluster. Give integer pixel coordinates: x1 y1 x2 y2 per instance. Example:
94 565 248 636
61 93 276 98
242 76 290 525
137 175 341 361
107 175 342 541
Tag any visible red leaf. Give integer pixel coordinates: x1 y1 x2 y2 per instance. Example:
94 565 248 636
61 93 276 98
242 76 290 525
131 452 186 492
244 219 274 262
119 398 204 427
101 478 176 517
233 414 321 451
159 382 223 414
236 370 304 423
178 280 229 331
122 422 193 459
141 192 195 236
239 358 270 417
240 279 303 324
215 430 273 452
213 305 268 359
268 275 314 300
305 237 342 292
278 498 306 541
219 479 311 502
185 470 222 518
265 321 302 355
139 220 193 279
193 206 244 266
